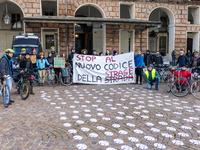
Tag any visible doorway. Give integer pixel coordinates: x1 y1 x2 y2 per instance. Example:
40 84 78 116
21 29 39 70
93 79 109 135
157 33 168 56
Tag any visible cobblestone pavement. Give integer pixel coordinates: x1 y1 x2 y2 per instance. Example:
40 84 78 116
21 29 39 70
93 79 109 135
0 83 200 150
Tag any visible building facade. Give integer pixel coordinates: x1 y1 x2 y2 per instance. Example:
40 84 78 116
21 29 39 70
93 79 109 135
0 0 200 61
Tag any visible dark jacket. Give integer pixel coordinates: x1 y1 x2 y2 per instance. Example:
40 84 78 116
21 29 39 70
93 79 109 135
186 52 192 59
171 51 176 58
46 56 54 66
16 53 26 64
0 54 13 76
51 51 56 59
144 53 152 66
152 55 163 65
191 57 200 67
68 52 74 65
176 55 190 67
20 58 33 74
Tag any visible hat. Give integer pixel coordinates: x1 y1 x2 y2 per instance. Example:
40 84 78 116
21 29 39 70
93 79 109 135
51 46 55 49
137 50 141 53
5 49 15 53
113 50 117 54
71 47 75 50
147 64 154 68
39 52 44 56
21 48 26 51
31 48 35 51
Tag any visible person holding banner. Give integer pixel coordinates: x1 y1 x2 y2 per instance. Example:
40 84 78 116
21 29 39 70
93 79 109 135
105 49 111 56
30 48 38 69
113 51 118 56
134 51 144 85
54 53 61 83
144 64 160 90
93 50 98 56
68 47 75 69
99 52 103 56
81 49 88 55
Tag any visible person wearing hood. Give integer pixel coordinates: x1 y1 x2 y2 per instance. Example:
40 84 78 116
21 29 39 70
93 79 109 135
16 48 26 64
134 50 144 85
152 51 163 65
113 51 117 56
176 51 190 67
51 46 56 59
68 46 75 68
0 49 15 106
20 53 34 94
144 50 152 66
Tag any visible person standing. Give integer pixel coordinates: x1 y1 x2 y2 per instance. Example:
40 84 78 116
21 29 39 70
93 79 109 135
54 53 61 83
171 49 176 66
99 52 103 56
105 49 111 56
51 46 56 59
144 64 160 90
186 50 192 62
93 50 98 56
0 49 15 105
144 49 152 66
113 51 118 56
134 51 143 85
68 47 75 72
191 52 200 67
152 51 163 65
20 53 34 94
16 48 26 64
192 49 197 57
176 51 190 67
30 48 38 69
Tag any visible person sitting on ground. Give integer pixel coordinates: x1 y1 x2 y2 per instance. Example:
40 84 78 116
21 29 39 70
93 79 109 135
16 48 26 64
36 52 51 86
20 53 34 94
93 50 98 56
152 51 163 65
134 50 144 85
113 51 118 56
144 64 160 90
99 52 103 56
176 50 190 67
171 65 191 92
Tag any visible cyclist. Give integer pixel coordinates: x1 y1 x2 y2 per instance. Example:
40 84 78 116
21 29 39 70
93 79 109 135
50 46 56 59
36 52 51 86
171 65 191 92
144 64 160 90
0 49 15 105
16 48 26 64
20 53 34 94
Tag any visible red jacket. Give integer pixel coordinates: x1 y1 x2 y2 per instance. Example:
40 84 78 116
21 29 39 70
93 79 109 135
171 70 191 85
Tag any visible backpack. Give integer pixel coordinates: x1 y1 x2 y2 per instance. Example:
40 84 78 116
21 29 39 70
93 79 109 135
61 68 69 77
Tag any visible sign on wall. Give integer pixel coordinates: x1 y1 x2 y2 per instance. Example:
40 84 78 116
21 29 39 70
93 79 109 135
73 53 135 84
30 55 37 64
54 57 65 68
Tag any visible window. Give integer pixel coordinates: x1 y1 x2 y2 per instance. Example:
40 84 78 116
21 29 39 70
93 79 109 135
11 14 21 29
42 0 57 16
188 6 200 24
120 3 134 19
45 35 54 49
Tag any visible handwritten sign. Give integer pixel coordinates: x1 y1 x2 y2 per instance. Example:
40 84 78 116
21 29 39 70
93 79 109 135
54 57 65 68
73 53 135 84
30 55 37 64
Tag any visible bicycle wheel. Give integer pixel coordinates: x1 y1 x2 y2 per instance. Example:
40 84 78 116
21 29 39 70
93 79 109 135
60 73 73 86
170 78 190 97
191 80 200 99
32 72 40 86
20 80 30 100
165 77 171 93
2 85 10 108
46 73 58 86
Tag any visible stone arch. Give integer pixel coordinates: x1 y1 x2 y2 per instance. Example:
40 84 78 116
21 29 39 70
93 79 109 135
74 3 106 18
4 0 25 17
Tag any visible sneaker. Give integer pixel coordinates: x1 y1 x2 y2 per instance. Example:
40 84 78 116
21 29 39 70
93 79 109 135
155 87 158 90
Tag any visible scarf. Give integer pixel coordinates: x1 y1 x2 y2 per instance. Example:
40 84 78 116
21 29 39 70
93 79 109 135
193 57 199 67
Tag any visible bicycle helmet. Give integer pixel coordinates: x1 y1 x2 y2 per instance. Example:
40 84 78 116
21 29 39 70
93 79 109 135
39 52 44 56
50 46 55 49
5 49 15 53
21 48 26 52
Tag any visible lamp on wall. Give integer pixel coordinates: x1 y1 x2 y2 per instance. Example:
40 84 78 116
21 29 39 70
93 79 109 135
75 34 79 38
4 0 10 25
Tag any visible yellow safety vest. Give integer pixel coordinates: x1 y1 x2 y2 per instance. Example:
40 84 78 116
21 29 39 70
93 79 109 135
145 69 156 80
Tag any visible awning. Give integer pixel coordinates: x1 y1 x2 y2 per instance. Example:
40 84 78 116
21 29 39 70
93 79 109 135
22 16 161 27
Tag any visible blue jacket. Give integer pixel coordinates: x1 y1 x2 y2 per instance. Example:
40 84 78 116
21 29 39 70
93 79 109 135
134 55 143 68
36 58 50 70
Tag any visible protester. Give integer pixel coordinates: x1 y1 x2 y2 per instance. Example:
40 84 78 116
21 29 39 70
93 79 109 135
99 52 103 56
46 52 54 75
191 52 200 67
134 51 143 85
0 49 15 105
192 49 197 57
105 49 111 56
144 64 160 90
171 65 191 92
54 53 60 82
186 50 192 62
93 50 98 56
51 46 56 58
30 48 38 68
20 53 34 94
171 49 176 66
81 49 88 55
152 51 163 65
68 47 75 68
16 48 26 64
36 52 51 86
144 49 152 66
176 51 190 67
113 51 118 56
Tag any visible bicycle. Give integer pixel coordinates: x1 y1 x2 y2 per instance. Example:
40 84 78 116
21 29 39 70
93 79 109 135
0 76 11 108
60 62 73 86
154 64 170 82
190 67 200 99
32 67 58 86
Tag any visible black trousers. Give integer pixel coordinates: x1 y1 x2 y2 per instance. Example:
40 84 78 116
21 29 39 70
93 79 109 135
54 68 61 82
135 68 143 83
176 83 186 91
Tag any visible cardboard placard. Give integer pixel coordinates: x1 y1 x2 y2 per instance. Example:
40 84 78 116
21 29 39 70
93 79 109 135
54 57 65 68
30 55 37 64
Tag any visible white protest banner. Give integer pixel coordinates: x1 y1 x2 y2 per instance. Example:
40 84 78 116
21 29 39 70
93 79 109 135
73 52 135 84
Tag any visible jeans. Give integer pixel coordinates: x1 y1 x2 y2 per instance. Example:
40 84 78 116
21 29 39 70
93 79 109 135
4 77 13 104
172 57 176 66
147 77 160 89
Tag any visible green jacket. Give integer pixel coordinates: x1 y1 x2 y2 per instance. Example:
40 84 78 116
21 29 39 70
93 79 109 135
144 69 160 83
